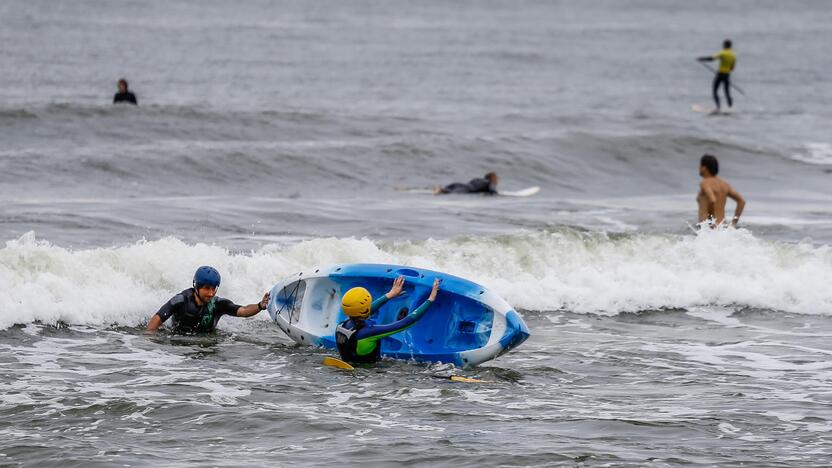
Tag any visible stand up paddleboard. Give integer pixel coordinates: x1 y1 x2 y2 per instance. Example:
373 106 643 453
267 264 530 368
692 104 734 116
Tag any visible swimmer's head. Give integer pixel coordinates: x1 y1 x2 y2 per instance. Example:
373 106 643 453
485 172 498 184
117 78 129 92
700 154 719 177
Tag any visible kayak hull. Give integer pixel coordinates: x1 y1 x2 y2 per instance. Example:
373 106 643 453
266 263 529 367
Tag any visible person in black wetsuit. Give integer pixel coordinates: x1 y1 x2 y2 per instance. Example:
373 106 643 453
113 78 138 105
434 172 499 195
146 266 269 334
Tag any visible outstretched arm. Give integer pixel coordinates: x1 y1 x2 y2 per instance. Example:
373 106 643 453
697 56 715 62
727 186 746 226
236 292 270 318
357 279 441 344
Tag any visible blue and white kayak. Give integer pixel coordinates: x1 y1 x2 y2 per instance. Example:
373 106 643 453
266 263 530 368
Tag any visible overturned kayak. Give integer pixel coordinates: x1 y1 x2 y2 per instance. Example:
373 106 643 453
266 263 530 368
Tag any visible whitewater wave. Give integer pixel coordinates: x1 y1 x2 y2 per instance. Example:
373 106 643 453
1 229 831 330
791 143 832 165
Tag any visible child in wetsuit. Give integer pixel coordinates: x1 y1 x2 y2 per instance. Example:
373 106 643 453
336 276 440 364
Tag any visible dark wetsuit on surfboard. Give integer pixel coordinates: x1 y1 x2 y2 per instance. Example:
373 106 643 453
336 295 434 364
438 177 497 195
154 288 241 333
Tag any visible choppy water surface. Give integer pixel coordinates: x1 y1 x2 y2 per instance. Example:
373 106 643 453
3 309 831 466
2 0 832 466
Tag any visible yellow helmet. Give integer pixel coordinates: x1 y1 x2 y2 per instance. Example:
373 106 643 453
342 287 372 318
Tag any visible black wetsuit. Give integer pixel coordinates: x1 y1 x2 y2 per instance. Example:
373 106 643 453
440 177 497 195
712 73 732 109
154 288 241 333
113 91 137 105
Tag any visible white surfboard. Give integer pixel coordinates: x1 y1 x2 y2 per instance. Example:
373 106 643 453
498 186 540 197
395 187 435 194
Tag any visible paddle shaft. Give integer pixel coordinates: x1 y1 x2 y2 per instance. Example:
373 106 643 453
698 61 747 97
324 358 487 382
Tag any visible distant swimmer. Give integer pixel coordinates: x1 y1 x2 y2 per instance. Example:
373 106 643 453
113 78 137 105
146 266 269 334
434 172 498 195
697 154 745 227
336 276 440 364
698 39 736 111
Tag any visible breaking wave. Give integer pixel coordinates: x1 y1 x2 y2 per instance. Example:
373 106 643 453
2 228 831 330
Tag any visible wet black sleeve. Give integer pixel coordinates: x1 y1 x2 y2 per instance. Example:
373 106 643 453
214 297 242 317
155 294 185 322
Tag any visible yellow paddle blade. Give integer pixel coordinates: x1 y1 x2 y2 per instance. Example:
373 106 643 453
449 375 490 383
323 356 354 370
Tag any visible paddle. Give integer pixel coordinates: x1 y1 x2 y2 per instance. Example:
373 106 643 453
447 375 491 384
323 356 491 383
697 60 747 97
322 356 354 370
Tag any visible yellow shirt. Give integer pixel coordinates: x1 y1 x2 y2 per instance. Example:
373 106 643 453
713 49 736 74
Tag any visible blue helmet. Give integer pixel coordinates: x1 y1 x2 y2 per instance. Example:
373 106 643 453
193 266 221 288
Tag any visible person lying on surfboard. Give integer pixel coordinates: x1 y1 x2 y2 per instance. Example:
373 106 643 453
433 172 498 195
336 276 440 364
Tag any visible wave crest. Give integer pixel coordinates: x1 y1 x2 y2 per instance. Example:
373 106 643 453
2 230 831 330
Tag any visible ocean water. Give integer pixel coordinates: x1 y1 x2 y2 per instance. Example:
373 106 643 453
2 0 832 466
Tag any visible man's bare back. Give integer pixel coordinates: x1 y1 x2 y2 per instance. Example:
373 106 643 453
697 154 745 227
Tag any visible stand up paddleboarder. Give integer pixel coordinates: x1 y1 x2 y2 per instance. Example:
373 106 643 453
697 39 737 112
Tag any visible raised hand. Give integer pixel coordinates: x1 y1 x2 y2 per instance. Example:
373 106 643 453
428 278 440 301
386 276 405 299
259 292 271 310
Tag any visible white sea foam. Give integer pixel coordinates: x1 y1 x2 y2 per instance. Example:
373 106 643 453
1 228 832 330
791 142 832 165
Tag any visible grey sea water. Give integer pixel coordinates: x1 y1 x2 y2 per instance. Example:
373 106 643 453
2 0 832 466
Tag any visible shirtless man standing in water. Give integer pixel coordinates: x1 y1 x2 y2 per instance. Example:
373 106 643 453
697 154 746 227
